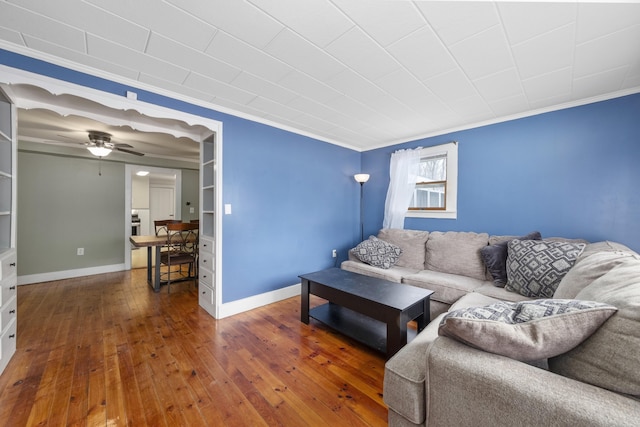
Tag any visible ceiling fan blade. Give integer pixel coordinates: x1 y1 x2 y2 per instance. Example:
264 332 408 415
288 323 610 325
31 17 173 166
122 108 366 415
115 147 145 156
114 143 133 148
41 139 85 148
55 134 87 144
56 133 81 139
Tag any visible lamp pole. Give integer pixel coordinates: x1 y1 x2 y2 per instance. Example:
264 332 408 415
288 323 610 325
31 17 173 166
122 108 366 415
353 174 370 242
359 181 365 242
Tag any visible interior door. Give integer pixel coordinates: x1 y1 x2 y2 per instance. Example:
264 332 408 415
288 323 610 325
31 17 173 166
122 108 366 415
150 186 175 227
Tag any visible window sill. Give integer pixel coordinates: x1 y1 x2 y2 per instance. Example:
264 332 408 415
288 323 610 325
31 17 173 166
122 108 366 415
406 210 457 219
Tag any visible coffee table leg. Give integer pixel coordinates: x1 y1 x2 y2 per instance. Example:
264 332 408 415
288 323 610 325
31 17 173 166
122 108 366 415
387 315 408 357
301 278 310 324
417 297 430 332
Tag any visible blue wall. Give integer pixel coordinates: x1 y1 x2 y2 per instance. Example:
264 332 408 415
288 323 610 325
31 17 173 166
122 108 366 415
361 94 640 252
222 118 360 301
1 49 361 303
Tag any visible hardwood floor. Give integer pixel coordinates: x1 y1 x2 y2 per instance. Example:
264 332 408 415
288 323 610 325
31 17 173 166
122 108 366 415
0 269 388 426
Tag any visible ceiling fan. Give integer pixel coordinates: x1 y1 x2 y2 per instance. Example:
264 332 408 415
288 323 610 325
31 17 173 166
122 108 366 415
85 131 144 157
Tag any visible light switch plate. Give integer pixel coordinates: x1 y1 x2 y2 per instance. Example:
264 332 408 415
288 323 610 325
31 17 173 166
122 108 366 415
224 204 232 215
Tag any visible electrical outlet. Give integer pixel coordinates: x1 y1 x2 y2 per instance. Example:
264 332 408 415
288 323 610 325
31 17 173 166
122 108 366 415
332 249 337 258
77 248 84 256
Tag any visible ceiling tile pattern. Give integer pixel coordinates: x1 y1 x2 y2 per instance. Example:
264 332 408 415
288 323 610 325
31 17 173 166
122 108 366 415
1 0 639 151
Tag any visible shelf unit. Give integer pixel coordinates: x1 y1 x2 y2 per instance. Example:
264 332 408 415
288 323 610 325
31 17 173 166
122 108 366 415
0 94 13 251
201 135 215 237
0 88 17 375
199 134 217 317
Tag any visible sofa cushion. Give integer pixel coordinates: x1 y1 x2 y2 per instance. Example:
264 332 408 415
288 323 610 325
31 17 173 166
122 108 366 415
429 300 450 321
447 292 503 312
351 236 402 269
549 255 640 397
339 260 417 283
474 283 535 303
554 248 637 299
439 299 617 361
383 292 499 424
377 228 429 270
426 231 489 280
506 240 585 298
384 313 443 424
402 270 486 305
578 240 634 260
425 337 640 427
481 231 541 286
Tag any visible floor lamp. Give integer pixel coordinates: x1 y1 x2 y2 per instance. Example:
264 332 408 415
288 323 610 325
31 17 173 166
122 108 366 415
354 173 370 242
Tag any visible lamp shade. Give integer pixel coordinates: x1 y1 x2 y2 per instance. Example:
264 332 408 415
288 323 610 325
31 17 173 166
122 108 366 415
87 146 112 157
354 173 370 183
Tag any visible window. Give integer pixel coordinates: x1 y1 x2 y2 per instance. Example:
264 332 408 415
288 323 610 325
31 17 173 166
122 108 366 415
409 153 447 210
406 142 458 219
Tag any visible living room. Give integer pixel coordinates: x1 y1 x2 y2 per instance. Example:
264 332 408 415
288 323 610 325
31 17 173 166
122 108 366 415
0 1 639 425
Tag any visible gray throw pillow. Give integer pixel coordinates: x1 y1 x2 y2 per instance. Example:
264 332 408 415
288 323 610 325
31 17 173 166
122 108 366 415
506 240 585 298
481 231 541 287
352 236 402 269
439 299 617 361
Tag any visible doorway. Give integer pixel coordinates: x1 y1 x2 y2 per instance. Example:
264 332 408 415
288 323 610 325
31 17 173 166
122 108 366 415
3 67 222 316
127 165 182 269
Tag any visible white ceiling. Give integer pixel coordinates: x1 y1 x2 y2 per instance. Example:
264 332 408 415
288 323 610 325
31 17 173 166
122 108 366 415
1 1 640 152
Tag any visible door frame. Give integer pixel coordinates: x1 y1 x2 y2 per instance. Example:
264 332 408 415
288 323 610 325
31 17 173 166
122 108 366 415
1 65 223 316
125 164 182 270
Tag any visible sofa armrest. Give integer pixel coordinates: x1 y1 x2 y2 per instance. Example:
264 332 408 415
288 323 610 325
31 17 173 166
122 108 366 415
425 337 640 427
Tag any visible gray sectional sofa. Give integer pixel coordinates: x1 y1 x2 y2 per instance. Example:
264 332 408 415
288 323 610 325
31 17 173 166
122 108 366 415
340 229 640 426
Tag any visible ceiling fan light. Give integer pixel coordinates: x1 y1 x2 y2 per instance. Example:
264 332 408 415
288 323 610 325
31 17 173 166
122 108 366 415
87 146 112 157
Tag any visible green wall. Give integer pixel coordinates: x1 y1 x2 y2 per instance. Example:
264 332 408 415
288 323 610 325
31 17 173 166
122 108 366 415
180 169 199 223
17 148 199 277
17 151 124 275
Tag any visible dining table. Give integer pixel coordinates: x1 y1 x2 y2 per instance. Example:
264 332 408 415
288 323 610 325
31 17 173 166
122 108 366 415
129 234 197 292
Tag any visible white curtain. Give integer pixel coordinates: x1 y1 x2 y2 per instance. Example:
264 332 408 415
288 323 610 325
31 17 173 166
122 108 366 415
383 147 422 229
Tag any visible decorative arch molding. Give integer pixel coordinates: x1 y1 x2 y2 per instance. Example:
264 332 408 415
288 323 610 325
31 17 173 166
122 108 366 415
0 64 221 141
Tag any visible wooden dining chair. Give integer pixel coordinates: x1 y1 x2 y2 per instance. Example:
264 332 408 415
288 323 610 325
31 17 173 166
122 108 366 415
154 219 180 236
159 222 199 293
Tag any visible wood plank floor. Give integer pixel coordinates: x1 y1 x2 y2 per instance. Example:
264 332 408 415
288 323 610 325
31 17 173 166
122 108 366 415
0 269 388 426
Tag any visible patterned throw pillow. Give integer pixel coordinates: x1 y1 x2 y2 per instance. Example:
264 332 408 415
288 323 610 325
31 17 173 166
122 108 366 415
352 236 402 269
481 231 542 287
438 299 617 361
506 240 585 298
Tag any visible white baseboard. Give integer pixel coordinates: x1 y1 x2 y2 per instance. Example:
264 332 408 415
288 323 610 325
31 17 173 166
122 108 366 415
217 283 301 319
18 264 126 285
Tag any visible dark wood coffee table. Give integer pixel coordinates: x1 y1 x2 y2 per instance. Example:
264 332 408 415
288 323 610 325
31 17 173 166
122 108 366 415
299 268 434 358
